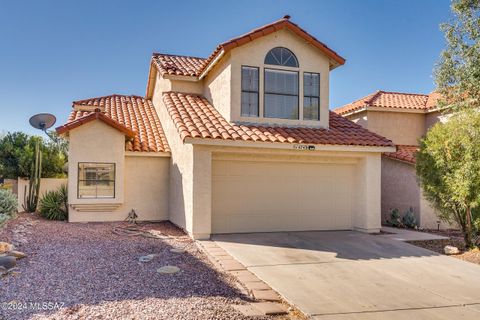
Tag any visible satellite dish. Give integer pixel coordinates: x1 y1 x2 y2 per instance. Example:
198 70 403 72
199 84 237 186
29 113 56 131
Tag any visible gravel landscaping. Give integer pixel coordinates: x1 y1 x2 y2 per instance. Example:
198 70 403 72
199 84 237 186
407 229 480 266
0 213 295 319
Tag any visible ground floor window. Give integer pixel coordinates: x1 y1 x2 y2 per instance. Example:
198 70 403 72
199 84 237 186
78 163 115 199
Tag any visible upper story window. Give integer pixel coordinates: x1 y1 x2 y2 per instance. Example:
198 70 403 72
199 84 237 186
264 69 299 119
264 47 299 67
241 66 259 117
303 72 320 120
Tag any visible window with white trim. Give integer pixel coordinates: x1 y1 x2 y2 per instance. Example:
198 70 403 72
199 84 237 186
303 72 320 120
241 66 259 117
78 163 115 199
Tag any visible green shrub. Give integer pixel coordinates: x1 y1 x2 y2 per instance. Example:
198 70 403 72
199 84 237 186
0 189 17 227
401 207 418 229
38 184 68 220
386 208 402 227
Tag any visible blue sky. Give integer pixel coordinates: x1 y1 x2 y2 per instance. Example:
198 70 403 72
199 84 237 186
0 0 451 134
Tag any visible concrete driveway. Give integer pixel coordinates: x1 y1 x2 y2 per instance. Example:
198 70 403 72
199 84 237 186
213 231 480 319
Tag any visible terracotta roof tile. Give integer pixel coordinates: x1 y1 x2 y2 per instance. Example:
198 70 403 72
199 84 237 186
151 16 345 78
334 91 440 115
151 53 206 77
58 95 170 153
383 145 418 164
163 91 394 148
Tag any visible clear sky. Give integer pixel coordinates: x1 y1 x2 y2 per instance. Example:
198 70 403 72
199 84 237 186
0 0 451 134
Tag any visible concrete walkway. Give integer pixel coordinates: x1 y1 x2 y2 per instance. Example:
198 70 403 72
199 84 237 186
213 231 480 319
380 226 448 241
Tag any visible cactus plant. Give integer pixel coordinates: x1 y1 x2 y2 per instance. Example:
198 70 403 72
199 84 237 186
23 138 42 212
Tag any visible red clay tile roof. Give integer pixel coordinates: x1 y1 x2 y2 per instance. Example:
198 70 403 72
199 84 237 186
162 91 393 147
334 91 440 115
56 111 136 138
151 53 206 77
383 145 418 164
151 16 345 78
56 95 170 153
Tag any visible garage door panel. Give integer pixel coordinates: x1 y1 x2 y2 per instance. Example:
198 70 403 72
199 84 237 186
212 160 354 234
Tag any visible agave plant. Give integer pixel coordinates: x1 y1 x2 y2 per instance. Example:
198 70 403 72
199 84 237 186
38 184 68 220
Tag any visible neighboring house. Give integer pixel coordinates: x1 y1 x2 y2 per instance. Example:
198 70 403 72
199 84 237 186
56 16 395 239
334 90 452 229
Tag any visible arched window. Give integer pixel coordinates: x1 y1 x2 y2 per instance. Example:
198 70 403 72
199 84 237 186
264 47 299 68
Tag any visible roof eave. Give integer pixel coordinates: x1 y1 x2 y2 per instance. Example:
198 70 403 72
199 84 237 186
184 136 395 153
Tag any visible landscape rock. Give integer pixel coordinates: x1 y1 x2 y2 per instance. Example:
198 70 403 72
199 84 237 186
444 245 460 255
138 254 156 263
7 250 27 259
170 247 186 253
0 242 14 253
0 255 17 270
156 265 180 274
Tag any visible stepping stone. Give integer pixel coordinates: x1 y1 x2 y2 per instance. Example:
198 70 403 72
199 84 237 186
220 260 245 271
157 266 180 274
243 281 271 291
253 302 288 315
232 304 264 317
231 270 260 283
170 247 186 253
7 251 26 259
139 254 156 262
252 289 280 301
232 302 288 316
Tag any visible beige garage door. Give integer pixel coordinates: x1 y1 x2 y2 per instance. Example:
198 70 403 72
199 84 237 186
212 159 354 234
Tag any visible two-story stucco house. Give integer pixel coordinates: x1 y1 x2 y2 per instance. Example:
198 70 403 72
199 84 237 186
334 90 453 229
56 17 395 239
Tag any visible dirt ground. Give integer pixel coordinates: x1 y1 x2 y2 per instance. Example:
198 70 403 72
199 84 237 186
407 229 480 266
1 213 296 320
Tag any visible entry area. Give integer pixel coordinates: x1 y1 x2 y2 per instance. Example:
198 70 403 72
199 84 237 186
211 157 355 234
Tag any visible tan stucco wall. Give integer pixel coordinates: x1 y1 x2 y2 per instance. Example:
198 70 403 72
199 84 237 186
228 28 331 127
17 178 68 212
347 111 368 128
381 157 452 229
152 83 197 235
66 120 169 222
366 111 425 146
203 53 232 121
381 157 421 224
154 73 204 96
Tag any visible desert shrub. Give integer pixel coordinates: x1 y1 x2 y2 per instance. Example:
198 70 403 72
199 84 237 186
38 185 68 220
0 189 17 226
401 207 417 229
0 189 17 216
386 208 402 227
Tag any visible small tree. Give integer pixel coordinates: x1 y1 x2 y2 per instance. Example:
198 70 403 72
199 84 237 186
416 109 480 248
435 0 480 110
0 131 67 179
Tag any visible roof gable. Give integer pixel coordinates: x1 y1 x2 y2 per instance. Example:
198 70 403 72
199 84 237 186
56 95 170 153
56 110 136 138
334 91 439 115
150 16 345 79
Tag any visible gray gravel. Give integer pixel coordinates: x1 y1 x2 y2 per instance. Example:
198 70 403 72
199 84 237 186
0 215 290 319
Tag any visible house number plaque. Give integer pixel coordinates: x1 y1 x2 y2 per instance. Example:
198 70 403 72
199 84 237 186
293 144 316 151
